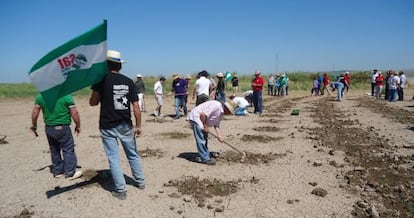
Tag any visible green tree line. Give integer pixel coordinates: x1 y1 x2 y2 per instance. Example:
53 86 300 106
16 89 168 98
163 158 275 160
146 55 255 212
0 71 389 98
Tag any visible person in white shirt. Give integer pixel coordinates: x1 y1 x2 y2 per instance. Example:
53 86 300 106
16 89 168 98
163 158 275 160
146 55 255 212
398 71 406 101
192 71 212 106
153 76 166 117
229 95 249 116
371 69 378 96
388 71 400 102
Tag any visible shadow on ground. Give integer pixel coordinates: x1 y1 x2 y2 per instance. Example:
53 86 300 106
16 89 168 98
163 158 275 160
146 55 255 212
45 169 138 198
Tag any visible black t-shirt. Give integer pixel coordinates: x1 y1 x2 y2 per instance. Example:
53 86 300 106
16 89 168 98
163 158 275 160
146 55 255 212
217 79 225 92
92 73 138 129
232 76 239 87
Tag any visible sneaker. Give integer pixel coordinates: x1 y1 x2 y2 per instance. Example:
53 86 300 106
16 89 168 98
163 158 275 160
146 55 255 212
210 152 220 158
112 191 127 200
53 173 64 179
153 110 159 117
66 170 83 180
134 182 145 190
202 159 216 165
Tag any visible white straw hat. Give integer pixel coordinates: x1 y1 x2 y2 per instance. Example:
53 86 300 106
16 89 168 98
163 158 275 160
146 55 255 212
107 50 126 63
223 102 234 115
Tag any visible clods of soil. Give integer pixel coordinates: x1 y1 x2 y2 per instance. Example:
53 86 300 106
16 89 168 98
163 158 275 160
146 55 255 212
218 151 286 165
241 134 282 143
164 176 240 207
139 148 165 158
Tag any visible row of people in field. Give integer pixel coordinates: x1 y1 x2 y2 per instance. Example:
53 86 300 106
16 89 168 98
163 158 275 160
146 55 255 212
135 70 265 118
371 69 407 101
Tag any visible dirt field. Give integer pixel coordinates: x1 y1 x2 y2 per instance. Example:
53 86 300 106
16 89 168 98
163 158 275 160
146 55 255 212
0 89 413 218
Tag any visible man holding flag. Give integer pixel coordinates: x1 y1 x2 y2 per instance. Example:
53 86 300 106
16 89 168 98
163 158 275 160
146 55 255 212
89 50 145 200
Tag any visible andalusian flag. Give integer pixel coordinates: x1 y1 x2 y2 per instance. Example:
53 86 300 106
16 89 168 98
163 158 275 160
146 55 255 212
29 20 107 112
225 71 232 82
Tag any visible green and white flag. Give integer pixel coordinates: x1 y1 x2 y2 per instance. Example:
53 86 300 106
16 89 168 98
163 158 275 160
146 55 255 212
29 20 107 112
225 71 232 82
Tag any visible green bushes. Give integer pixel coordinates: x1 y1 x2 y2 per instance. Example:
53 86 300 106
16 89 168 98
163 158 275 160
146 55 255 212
0 71 379 98
0 83 92 98
0 83 39 98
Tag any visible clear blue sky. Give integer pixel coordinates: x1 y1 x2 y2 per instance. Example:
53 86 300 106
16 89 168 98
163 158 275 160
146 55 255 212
1 0 413 83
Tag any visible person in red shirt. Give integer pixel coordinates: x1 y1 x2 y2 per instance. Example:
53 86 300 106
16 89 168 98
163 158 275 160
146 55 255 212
344 72 351 93
251 71 264 114
374 71 384 99
321 73 331 95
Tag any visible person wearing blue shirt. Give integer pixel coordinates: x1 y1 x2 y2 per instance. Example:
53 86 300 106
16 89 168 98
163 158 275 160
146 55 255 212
170 73 188 119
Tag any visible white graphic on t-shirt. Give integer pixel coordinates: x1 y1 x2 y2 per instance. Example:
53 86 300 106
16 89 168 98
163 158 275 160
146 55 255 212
113 85 129 110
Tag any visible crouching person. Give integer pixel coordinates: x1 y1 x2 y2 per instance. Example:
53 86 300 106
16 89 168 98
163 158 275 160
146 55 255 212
229 95 249 116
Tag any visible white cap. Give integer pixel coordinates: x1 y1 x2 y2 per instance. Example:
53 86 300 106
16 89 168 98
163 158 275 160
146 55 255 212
136 74 142 78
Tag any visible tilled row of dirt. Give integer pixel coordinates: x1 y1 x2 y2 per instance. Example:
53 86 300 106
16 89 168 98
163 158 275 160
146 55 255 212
309 97 414 217
355 97 414 125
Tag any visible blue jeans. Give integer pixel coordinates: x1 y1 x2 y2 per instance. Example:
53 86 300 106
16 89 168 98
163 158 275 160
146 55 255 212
279 85 286 96
388 89 397 102
216 91 226 103
45 125 77 177
100 122 145 193
235 106 247 116
175 96 187 119
252 90 262 113
190 121 211 162
336 86 344 101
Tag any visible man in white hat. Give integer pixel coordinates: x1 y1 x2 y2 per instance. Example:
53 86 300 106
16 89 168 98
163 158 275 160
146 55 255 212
135 74 146 112
89 50 145 200
215 72 226 103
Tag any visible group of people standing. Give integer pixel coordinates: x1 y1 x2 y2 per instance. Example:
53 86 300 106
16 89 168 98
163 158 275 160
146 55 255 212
267 73 289 97
371 69 406 101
